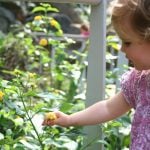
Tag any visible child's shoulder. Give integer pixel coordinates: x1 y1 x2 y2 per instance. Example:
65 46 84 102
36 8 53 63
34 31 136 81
121 68 150 82
120 68 150 108
121 68 137 82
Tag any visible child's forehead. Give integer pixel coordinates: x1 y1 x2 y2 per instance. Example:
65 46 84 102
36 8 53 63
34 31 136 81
115 26 132 40
114 20 141 41
117 30 132 40
117 29 141 42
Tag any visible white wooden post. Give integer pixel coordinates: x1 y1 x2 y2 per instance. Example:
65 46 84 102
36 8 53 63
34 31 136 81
84 1 106 149
1 0 106 149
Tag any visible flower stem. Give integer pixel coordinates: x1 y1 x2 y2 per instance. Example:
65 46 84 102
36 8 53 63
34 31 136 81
19 91 44 149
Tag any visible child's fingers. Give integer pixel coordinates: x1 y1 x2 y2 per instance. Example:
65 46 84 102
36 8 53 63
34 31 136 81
42 119 48 126
42 112 59 126
47 120 55 126
54 111 63 118
42 119 55 126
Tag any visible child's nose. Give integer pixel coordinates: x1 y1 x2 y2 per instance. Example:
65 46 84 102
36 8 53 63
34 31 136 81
121 45 126 53
121 45 125 52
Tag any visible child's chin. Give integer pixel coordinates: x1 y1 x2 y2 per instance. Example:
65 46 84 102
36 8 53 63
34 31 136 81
135 66 150 71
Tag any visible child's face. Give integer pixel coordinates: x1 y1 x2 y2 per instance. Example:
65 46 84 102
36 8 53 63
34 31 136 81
121 39 150 70
116 22 150 71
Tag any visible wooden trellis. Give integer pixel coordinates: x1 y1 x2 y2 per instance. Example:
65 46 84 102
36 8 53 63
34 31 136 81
2 0 107 149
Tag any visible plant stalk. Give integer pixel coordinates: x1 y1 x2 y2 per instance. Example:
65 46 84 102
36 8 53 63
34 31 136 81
19 91 44 149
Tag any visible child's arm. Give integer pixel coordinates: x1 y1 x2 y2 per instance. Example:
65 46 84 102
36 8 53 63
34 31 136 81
42 91 131 127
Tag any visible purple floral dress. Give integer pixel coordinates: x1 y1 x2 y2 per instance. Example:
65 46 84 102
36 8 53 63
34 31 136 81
121 68 150 150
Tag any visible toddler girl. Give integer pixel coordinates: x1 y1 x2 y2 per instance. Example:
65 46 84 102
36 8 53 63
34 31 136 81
43 0 150 149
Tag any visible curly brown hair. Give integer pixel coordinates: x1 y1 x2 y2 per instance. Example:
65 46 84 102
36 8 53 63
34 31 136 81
111 0 150 41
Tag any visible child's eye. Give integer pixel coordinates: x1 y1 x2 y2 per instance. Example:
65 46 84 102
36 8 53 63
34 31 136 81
123 41 131 46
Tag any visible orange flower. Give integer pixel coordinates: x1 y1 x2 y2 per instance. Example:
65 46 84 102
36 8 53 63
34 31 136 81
0 91 4 101
39 38 48 46
34 16 42 21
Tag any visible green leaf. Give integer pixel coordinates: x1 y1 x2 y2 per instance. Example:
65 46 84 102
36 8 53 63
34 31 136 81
5 89 17 94
23 90 36 97
14 117 24 126
60 102 74 112
13 144 25 150
110 121 122 127
5 100 17 110
36 92 62 100
0 136 18 145
32 6 46 13
47 7 59 12
0 80 9 87
0 133 4 140
19 140 39 149
97 139 109 146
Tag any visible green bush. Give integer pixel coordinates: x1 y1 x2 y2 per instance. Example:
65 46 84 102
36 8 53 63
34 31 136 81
0 3 131 150
0 3 86 150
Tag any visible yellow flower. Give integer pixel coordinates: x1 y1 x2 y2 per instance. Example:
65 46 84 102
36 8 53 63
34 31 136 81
39 38 48 46
28 72 36 78
0 91 4 101
14 69 22 75
50 19 58 27
45 112 57 120
34 16 42 21
31 83 37 89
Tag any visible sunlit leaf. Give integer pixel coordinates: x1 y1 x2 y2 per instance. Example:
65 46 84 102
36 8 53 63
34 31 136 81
60 102 74 112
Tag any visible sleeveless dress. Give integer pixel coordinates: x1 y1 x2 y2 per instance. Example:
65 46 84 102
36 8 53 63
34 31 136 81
121 68 150 150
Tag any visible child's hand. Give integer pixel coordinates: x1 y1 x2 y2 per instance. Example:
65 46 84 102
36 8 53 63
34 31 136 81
42 111 70 127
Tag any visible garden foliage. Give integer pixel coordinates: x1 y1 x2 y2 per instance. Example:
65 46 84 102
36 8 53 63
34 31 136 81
0 3 131 150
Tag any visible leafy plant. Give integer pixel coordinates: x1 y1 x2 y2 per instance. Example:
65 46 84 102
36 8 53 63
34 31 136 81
0 2 132 150
0 3 86 150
